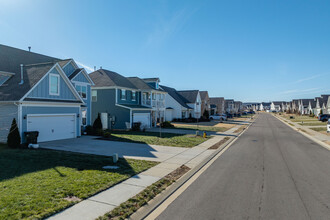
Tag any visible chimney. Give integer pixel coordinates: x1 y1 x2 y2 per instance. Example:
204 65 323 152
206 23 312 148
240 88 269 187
19 64 24 85
28 46 31 52
94 66 96 71
100 66 102 69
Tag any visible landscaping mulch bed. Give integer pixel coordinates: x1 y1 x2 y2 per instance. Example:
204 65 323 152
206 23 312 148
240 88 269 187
208 137 230 149
234 125 247 133
98 165 191 220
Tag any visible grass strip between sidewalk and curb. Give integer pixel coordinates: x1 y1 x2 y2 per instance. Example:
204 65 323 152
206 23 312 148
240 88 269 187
208 137 230 149
97 165 191 220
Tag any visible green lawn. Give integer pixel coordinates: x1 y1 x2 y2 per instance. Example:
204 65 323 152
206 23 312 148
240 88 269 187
102 131 210 148
0 145 157 220
310 127 327 132
171 125 230 132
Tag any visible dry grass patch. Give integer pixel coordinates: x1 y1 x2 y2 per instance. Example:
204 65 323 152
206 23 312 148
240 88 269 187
98 165 191 220
208 137 230 149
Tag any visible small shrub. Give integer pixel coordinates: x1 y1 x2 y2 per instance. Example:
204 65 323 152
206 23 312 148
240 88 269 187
160 121 174 128
85 125 93 135
93 113 103 130
103 132 111 138
95 129 104 136
132 122 141 131
7 118 21 148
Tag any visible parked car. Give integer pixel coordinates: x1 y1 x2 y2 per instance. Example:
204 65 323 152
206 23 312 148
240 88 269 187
318 114 330 122
327 119 330 133
209 114 227 121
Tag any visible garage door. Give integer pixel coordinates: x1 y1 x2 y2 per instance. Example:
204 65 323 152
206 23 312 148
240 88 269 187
27 114 76 142
133 113 150 128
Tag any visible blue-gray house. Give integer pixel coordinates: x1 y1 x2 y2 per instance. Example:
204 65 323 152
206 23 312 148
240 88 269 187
0 44 94 143
90 69 166 130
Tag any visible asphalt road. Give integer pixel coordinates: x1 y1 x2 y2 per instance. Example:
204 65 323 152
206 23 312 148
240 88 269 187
156 113 330 220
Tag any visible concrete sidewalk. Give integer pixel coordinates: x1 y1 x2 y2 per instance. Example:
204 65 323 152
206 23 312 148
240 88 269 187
48 123 248 220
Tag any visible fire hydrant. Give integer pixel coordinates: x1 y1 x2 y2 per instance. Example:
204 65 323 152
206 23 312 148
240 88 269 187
203 132 207 138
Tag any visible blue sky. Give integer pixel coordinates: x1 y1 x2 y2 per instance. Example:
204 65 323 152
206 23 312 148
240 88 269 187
1 0 330 102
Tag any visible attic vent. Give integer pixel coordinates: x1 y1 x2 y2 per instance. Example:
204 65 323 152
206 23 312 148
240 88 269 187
0 71 15 86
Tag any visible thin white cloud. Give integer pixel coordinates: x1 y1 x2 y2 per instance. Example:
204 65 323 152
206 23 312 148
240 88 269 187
292 74 323 84
279 88 319 95
76 61 94 73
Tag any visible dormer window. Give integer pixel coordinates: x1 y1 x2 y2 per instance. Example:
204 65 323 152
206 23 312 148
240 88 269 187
49 73 60 96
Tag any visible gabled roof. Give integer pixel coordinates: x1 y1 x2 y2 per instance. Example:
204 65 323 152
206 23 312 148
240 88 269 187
90 69 137 89
272 101 285 105
0 44 63 101
261 102 271 106
143 77 159 82
210 97 224 105
161 85 192 109
177 90 199 103
200 91 209 100
0 44 88 102
300 99 314 106
127 77 152 90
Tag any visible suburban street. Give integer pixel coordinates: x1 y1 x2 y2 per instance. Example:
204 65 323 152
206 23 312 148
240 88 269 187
156 113 330 220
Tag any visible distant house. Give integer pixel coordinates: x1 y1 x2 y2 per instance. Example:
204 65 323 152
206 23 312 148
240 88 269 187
225 99 235 113
200 91 210 116
270 101 284 112
161 85 193 121
0 44 94 143
209 97 225 115
313 95 330 116
90 69 154 129
261 102 271 111
233 101 243 113
132 77 167 126
177 90 202 118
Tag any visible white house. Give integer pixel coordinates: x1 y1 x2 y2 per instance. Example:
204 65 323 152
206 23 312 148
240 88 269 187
177 90 202 118
161 85 193 121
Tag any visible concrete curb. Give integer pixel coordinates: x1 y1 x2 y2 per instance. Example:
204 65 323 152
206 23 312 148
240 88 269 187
129 116 257 220
272 114 330 151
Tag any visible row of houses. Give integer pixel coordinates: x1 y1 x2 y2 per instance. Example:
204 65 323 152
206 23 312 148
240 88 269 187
246 95 330 115
0 44 244 143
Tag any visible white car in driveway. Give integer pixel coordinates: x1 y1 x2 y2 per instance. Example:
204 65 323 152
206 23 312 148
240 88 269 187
209 114 227 121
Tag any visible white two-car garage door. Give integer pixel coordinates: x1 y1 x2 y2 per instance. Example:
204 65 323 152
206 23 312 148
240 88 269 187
133 113 150 128
27 114 76 142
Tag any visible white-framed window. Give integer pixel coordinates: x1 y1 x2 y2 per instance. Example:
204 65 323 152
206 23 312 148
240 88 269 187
152 93 156 100
132 91 136 101
82 108 87 126
75 84 87 99
156 82 159 89
92 90 97 102
121 89 126 100
49 73 60 96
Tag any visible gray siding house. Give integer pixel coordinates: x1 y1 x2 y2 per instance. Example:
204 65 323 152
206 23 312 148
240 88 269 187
90 69 153 130
0 44 94 143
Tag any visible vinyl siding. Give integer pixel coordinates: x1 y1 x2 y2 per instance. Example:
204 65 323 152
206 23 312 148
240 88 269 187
26 67 77 101
72 72 89 83
117 89 140 105
62 62 76 77
0 104 18 143
92 89 130 129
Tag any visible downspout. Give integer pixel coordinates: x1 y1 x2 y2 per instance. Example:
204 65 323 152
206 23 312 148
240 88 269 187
19 64 24 85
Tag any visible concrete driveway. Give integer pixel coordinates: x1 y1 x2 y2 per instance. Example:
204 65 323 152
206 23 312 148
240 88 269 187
40 136 188 162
